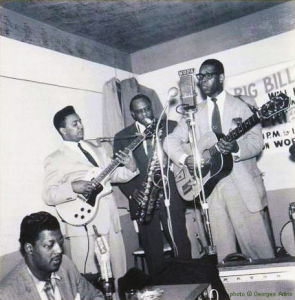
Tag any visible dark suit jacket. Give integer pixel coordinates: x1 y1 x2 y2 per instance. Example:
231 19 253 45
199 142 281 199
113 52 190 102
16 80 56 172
113 120 177 219
0 255 103 300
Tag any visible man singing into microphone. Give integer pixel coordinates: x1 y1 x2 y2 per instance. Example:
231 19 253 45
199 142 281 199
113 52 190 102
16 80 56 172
164 59 275 262
113 94 191 276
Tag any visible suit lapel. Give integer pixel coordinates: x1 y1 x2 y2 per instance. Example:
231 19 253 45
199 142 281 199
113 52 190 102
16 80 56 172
79 140 104 168
61 143 100 170
56 271 73 300
60 144 89 165
17 262 41 300
196 102 210 136
222 92 236 134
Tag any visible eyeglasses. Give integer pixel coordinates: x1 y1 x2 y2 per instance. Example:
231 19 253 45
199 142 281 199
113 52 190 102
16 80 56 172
195 72 219 81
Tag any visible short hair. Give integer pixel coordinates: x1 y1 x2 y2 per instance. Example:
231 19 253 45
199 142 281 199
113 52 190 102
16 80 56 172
19 211 61 256
130 94 151 112
200 59 224 74
53 105 76 132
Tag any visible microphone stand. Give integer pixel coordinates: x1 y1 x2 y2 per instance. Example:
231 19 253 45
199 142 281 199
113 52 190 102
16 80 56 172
155 93 179 257
185 108 216 255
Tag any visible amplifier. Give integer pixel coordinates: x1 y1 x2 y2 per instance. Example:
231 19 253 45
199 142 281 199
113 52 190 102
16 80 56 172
218 257 295 300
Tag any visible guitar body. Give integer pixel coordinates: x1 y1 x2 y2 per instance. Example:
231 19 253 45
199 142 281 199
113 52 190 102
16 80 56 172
56 169 112 226
174 133 233 202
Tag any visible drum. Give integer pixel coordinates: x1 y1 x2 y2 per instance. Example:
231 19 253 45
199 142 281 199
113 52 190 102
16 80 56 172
280 221 295 256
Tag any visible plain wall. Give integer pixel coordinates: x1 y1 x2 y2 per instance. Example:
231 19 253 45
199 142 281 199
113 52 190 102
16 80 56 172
0 6 132 71
0 36 133 256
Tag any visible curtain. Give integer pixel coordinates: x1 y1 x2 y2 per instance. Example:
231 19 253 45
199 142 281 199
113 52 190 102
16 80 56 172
121 77 164 127
102 77 124 139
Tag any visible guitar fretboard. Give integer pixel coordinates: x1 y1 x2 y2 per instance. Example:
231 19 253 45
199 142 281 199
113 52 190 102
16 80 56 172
209 111 260 157
96 134 146 182
224 112 260 142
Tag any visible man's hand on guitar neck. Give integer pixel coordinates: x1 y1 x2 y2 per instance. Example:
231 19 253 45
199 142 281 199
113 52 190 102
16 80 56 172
115 149 137 172
216 139 239 155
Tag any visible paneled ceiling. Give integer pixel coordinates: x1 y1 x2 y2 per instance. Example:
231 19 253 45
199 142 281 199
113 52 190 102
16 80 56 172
1 0 288 53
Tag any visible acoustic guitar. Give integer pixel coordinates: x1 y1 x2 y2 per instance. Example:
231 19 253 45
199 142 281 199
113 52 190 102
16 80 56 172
173 93 290 202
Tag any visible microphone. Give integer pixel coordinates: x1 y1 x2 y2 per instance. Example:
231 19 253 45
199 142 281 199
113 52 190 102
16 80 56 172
178 68 198 109
93 225 113 282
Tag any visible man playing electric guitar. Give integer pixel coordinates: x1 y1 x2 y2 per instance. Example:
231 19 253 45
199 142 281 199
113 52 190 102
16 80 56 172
164 59 275 262
42 106 138 284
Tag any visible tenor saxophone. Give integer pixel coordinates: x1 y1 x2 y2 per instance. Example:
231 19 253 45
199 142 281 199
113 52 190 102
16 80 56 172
136 137 164 224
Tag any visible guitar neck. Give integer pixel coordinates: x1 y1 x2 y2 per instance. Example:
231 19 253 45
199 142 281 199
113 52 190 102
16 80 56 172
95 134 146 182
225 111 260 142
209 111 261 156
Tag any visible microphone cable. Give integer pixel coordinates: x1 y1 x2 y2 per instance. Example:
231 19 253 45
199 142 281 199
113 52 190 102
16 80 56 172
155 97 179 257
83 224 90 274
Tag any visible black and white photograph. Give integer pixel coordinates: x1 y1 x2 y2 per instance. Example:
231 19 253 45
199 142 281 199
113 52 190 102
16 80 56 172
0 1 294 299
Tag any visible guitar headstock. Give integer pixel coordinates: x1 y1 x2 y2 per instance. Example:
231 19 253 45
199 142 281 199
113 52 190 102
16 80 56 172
259 92 290 120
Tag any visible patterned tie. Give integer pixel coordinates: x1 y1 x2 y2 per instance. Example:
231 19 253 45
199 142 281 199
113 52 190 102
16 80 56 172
78 143 98 167
211 97 222 134
44 280 55 300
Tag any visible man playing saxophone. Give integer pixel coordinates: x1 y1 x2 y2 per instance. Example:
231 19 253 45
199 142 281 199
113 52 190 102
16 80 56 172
113 94 191 276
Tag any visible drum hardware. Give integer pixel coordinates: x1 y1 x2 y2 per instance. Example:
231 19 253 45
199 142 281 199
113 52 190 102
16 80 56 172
280 202 295 256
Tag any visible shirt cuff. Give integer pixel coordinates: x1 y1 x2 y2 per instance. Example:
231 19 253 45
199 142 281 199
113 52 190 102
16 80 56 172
66 182 78 201
232 149 241 161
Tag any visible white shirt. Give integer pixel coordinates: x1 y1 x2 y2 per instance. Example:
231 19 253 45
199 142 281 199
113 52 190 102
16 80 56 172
27 267 62 300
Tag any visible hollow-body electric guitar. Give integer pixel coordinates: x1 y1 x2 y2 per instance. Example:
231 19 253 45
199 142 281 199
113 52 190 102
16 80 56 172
174 93 290 202
56 123 156 226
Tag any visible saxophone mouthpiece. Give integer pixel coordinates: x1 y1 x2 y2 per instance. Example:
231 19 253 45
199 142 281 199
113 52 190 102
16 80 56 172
144 118 153 125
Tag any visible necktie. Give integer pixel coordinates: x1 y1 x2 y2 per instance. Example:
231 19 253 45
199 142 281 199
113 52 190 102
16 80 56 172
44 280 55 300
78 143 98 167
211 97 222 134
146 137 154 159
